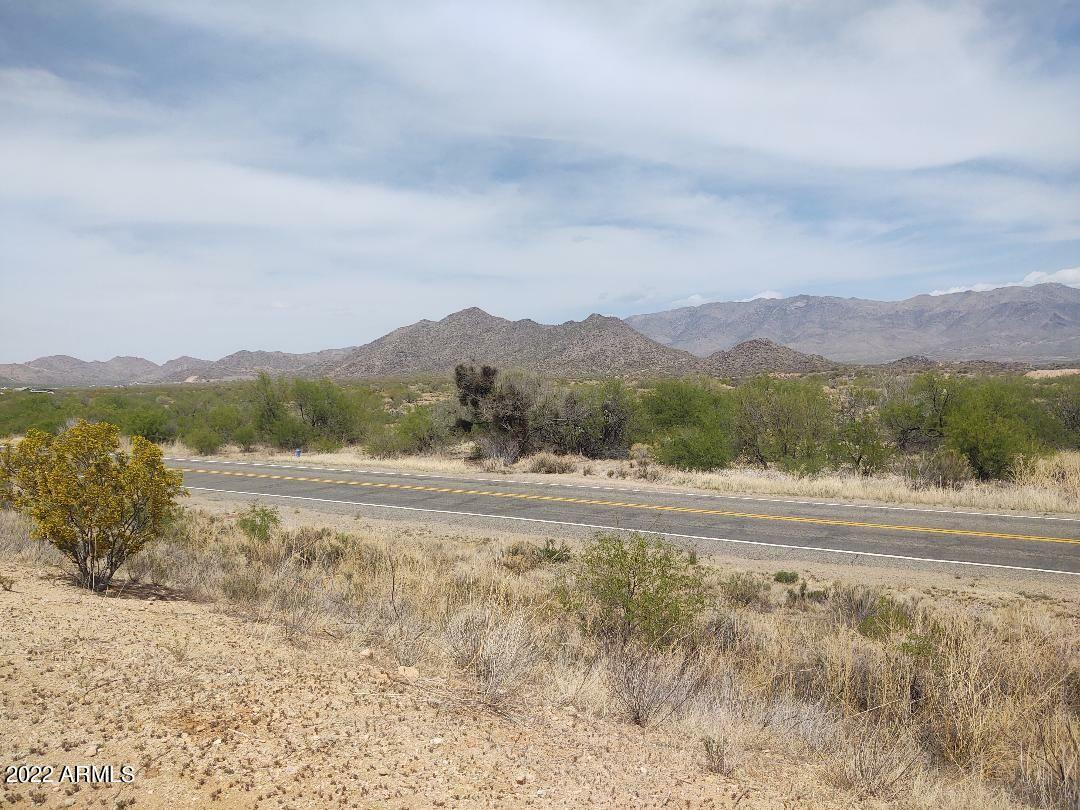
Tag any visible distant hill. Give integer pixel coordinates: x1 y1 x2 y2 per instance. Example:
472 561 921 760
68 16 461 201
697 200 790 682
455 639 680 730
706 339 834 377
316 308 703 378
146 356 212 383
625 283 1080 363
157 348 356 383
3 284 1076 387
0 355 159 387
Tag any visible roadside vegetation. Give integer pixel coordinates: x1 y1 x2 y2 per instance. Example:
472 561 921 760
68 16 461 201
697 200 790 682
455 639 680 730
1 367 1078 511
2 492 1075 807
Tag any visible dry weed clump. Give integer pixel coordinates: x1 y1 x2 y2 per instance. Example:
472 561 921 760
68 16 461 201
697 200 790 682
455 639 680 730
604 645 712 726
825 720 924 801
443 604 543 706
525 452 577 475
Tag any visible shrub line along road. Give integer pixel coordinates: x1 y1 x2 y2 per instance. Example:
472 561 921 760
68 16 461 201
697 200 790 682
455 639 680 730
166 457 1080 577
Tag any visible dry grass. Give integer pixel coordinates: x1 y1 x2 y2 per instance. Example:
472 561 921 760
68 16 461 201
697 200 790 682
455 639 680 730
525 452 577 474
172 440 1080 515
666 452 1080 515
0 509 62 567
6 504 1075 807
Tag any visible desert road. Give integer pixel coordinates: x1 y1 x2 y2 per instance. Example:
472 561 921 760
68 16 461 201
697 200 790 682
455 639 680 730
167 457 1080 577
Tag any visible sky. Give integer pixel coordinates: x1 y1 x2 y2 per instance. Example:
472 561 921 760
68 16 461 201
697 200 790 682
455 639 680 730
1 1 1078 363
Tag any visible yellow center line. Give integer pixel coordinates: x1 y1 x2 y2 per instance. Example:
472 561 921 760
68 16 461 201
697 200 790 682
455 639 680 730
176 467 1080 546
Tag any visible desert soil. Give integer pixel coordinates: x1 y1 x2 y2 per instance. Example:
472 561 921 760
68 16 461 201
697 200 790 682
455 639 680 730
1 561 859 809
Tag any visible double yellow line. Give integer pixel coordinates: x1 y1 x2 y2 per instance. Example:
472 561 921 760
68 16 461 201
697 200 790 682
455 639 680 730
177 467 1080 546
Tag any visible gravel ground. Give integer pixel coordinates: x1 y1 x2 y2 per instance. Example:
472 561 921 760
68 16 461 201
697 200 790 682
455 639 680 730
1 566 855 809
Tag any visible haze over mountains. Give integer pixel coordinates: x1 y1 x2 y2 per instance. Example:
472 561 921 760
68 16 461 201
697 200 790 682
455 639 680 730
2 284 1077 387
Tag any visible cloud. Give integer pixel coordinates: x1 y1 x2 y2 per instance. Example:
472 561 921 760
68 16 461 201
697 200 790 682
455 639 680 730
0 3 1078 361
739 290 784 302
668 294 713 308
929 267 1080 296
104 0 1080 170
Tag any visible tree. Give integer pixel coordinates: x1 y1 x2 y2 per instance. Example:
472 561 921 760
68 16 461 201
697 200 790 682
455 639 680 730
453 366 539 461
249 372 286 435
0 421 185 591
943 378 1047 479
232 425 257 451
454 364 498 432
542 381 640 459
642 379 735 471
734 377 834 474
641 379 731 434
831 387 892 475
879 373 952 452
291 378 364 443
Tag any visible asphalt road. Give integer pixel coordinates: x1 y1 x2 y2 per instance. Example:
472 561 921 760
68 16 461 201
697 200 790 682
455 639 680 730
167 457 1080 577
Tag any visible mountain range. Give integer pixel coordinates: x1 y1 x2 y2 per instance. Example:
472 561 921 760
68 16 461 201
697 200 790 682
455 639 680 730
626 283 1080 362
2 284 1076 387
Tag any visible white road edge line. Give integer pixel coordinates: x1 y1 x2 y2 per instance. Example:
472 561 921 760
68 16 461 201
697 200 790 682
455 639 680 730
166 456 1080 523
185 485 1080 577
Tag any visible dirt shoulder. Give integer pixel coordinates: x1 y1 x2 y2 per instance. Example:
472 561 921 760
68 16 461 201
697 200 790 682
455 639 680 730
3 565 851 809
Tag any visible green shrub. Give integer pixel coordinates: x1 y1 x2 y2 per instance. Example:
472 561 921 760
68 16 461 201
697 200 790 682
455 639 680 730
232 425 257 451
236 503 280 543
563 532 710 648
655 424 734 471
641 379 733 433
773 570 799 584
183 427 222 455
127 408 175 442
537 538 572 563
267 415 311 451
309 436 343 453
944 381 1046 479
367 405 450 457
857 596 914 640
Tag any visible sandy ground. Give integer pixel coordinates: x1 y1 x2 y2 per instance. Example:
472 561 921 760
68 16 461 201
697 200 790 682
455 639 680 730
1 565 863 809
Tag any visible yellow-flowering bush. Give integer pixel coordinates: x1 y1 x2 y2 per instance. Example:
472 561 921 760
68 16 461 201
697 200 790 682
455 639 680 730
0 420 184 591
